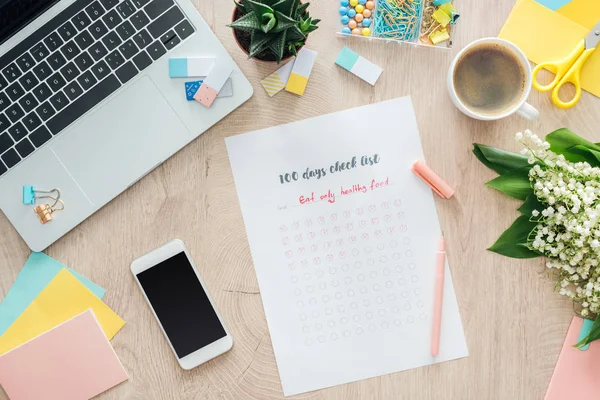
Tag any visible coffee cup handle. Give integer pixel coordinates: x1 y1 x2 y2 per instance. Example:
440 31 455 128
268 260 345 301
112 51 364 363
516 102 539 121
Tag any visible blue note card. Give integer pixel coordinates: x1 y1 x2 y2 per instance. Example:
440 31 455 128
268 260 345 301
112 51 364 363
535 0 572 11
0 252 106 335
185 80 203 100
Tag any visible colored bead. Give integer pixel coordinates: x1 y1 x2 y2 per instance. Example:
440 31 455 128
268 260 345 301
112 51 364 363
347 8 356 17
359 0 367 4
366 1 375 9
339 6 348 15
348 19 357 29
354 13 364 22
352 28 361 35
341 0 349 5
362 18 371 27
355 4 365 13
363 9 371 17
362 28 371 36
341 15 350 24
342 26 352 35
350 0 359 6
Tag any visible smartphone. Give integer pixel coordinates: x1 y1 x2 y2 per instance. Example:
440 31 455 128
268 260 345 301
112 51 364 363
131 239 233 370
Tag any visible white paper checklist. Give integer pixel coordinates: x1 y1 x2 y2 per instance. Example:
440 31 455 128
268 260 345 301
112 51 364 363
225 97 468 396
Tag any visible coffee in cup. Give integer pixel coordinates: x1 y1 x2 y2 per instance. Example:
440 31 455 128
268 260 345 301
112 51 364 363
447 38 539 121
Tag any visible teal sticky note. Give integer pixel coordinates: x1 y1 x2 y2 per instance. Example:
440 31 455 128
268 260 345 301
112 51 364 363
577 318 594 351
168 58 188 78
336 47 360 71
0 252 106 336
535 0 572 11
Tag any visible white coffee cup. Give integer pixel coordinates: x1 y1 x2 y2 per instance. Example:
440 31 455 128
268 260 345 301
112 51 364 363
447 37 539 121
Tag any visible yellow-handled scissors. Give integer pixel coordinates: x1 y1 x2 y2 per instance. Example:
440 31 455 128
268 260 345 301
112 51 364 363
532 20 600 109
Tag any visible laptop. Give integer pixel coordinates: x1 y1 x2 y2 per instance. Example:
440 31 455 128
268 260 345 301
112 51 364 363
0 0 254 251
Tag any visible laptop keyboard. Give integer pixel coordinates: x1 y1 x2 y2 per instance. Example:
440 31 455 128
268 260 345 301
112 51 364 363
0 0 195 177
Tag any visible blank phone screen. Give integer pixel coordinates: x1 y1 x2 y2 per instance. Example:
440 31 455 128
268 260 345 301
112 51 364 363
136 252 226 358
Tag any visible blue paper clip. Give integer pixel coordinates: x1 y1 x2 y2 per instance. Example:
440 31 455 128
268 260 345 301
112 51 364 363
22 186 60 205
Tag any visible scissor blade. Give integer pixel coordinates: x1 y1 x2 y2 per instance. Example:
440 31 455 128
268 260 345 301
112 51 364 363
586 21 600 49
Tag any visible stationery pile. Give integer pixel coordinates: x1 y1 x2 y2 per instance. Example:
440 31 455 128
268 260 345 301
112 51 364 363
0 253 127 399
499 0 600 97
168 56 234 107
261 48 318 97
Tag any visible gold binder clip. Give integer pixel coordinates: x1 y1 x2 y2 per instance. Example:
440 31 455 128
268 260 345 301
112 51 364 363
34 196 64 224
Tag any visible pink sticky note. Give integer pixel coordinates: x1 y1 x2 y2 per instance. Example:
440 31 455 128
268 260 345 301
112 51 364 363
0 310 128 400
545 317 600 400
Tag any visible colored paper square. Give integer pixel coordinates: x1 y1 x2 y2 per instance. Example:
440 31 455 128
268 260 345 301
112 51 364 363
0 310 128 400
168 58 187 78
336 47 360 71
545 317 600 399
185 81 202 100
194 84 218 107
536 0 572 11
285 73 309 96
0 269 125 356
0 253 106 336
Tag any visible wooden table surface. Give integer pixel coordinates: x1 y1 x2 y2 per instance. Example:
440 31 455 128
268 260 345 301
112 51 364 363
2 0 600 399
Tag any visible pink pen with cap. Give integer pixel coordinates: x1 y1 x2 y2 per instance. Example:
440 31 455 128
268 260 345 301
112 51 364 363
411 160 454 199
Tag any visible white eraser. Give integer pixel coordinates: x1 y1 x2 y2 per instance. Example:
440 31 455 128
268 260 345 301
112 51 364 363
169 57 216 78
335 47 382 85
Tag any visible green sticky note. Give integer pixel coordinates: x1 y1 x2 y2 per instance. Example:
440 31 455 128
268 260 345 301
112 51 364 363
336 47 360 71
0 252 106 335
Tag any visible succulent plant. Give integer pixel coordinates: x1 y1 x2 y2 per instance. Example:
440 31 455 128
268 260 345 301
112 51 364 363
228 0 320 63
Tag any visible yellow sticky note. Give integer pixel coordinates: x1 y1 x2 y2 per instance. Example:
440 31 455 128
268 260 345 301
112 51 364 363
557 0 600 30
286 73 309 96
0 269 125 355
499 0 600 98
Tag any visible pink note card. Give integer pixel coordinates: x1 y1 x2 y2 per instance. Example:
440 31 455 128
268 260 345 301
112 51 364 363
0 309 128 400
545 317 600 400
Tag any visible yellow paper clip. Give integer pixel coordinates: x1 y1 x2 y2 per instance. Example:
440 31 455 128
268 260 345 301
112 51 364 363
34 196 64 224
432 8 451 27
438 3 460 24
430 28 450 44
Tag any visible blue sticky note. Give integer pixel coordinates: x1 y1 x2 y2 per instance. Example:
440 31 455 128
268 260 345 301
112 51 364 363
335 47 360 71
0 252 106 336
577 318 594 351
185 80 203 101
535 0 572 11
169 58 188 78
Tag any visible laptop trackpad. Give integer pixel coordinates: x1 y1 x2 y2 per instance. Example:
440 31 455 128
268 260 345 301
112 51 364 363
52 76 190 205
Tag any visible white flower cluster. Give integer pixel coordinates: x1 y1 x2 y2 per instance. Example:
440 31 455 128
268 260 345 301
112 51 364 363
517 130 600 317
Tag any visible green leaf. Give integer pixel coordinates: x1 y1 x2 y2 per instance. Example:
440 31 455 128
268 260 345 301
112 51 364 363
272 10 297 33
261 12 276 32
296 2 309 16
488 215 539 259
485 167 532 200
473 143 530 175
248 30 275 58
286 25 306 42
272 0 295 15
228 11 262 31
546 128 600 163
268 29 286 63
566 145 600 167
247 0 275 19
575 316 600 348
518 193 545 216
